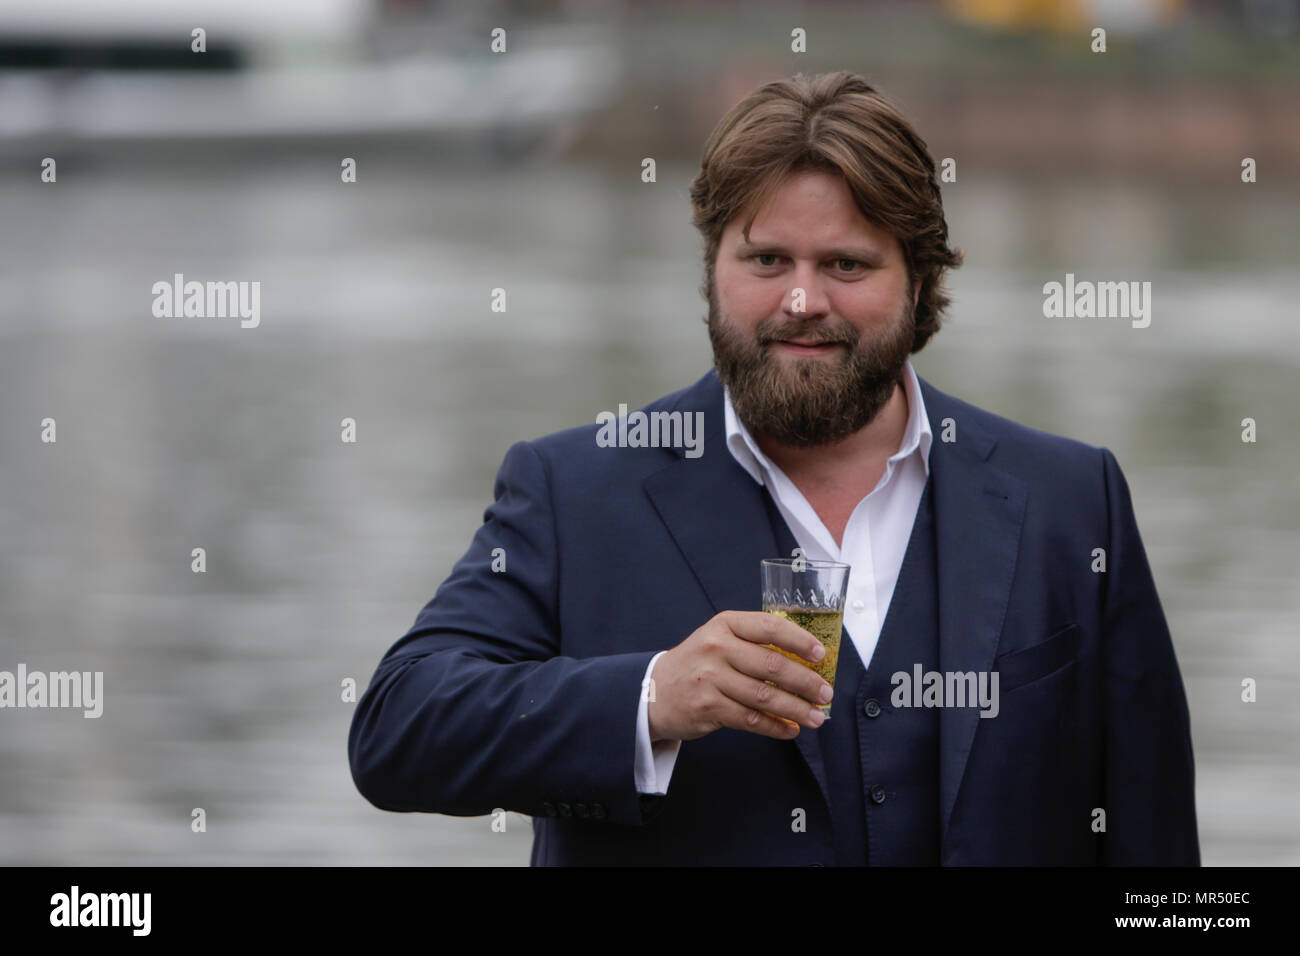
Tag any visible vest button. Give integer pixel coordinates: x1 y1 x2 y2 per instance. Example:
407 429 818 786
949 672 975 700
869 785 887 805
863 698 882 718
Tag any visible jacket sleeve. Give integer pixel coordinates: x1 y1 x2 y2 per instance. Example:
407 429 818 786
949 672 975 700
1098 447 1200 864
348 439 663 826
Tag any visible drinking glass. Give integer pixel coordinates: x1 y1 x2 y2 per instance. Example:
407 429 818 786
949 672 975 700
760 558 850 719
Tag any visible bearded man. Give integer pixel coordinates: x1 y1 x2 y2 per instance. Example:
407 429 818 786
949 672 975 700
349 71 1199 867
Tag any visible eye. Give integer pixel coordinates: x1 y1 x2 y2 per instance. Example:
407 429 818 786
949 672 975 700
753 254 781 267
834 258 862 273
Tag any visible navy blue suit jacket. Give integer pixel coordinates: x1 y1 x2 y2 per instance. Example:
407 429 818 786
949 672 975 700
348 368 1200 865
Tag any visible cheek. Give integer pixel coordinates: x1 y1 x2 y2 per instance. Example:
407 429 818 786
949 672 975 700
839 278 907 319
718 271 780 319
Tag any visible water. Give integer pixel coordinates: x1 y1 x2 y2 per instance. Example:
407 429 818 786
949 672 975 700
1 156 1296 864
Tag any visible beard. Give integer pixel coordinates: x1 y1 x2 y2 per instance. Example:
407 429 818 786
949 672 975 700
706 280 915 448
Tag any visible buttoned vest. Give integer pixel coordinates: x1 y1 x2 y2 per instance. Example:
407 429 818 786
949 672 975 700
761 477 941 865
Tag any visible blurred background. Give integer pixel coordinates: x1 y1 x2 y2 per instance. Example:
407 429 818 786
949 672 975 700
0 0 1296 865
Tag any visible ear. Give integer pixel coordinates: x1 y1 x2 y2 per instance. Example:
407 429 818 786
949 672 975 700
912 277 921 309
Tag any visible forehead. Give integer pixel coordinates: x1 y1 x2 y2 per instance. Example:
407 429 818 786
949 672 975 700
723 169 896 252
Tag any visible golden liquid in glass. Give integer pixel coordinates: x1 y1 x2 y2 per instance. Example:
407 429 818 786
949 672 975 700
762 607 842 717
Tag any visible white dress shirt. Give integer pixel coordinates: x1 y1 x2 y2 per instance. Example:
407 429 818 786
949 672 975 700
634 358 934 794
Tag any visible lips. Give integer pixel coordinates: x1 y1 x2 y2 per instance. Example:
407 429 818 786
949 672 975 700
773 338 843 349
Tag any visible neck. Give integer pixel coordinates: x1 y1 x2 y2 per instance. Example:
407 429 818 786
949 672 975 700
752 378 909 482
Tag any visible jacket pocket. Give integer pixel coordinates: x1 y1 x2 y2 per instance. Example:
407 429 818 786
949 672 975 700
994 623 1082 693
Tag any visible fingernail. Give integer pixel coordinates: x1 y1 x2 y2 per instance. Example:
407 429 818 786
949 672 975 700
820 685 833 703
812 645 825 661
809 708 825 726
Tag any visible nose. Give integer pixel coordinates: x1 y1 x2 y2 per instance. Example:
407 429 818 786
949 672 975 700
784 261 831 318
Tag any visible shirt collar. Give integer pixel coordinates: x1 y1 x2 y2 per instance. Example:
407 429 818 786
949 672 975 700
723 357 932 486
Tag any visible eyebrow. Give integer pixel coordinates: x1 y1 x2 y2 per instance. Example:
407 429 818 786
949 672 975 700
735 241 884 264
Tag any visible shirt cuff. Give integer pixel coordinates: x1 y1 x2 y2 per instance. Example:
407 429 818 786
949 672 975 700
634 650 681 794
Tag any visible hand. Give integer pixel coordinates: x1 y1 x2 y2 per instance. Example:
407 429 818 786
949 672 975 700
646 610 833 743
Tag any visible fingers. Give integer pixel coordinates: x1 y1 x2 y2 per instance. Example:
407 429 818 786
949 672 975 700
724 630 833 714
722 609 826 662
714 661 829 730
662 611 834 743
708 688 808 740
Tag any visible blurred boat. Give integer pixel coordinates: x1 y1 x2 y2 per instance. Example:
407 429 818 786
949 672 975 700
0 0 622 155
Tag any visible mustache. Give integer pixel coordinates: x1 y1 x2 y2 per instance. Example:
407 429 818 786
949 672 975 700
755 320 858 347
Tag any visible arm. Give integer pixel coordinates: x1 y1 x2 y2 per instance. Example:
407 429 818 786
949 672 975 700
348 439 663 826
1098 447 1200 865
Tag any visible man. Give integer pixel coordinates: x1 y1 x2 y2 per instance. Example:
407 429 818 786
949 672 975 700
348 71 1200 866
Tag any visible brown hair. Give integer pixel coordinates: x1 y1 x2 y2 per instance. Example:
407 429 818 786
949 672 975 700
689 71 963 353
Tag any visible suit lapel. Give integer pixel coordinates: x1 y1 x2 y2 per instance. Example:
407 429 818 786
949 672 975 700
642 371 833 813
919 379 1027 855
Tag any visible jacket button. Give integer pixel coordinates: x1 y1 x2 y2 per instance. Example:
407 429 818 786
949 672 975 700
557 801 573 817
807 862 824 866
590 802 607 820
541 801 556 817
869 785 886 805
574 802 590 818
863 698 882 718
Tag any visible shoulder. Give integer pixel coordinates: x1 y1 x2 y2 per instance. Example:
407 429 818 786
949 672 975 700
493 373 716 485
920 376 1111 494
